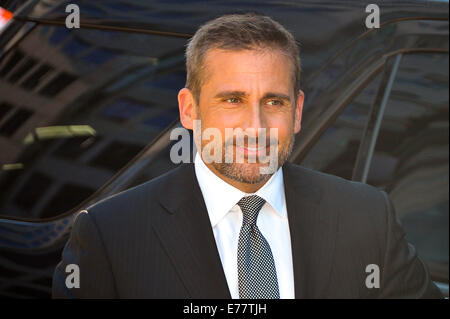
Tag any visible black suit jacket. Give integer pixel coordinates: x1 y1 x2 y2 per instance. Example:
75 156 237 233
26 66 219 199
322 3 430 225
52 162 442 298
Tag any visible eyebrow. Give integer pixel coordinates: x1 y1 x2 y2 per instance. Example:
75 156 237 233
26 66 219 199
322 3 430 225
214 91 247 99
214 91 291 102
262 92 291 102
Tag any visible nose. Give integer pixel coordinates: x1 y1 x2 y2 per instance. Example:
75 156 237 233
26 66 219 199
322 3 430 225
238 101 267 146
242 101 265 131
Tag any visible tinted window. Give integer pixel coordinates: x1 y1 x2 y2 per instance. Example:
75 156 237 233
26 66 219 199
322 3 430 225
301 73 382 180
367 53 449 283
0 26 187 220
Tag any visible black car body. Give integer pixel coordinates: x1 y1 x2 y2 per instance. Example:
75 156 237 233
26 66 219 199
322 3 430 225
0 0 448 298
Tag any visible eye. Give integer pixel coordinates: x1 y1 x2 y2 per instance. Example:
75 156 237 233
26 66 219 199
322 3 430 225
267 99 283 106
225 97 241 104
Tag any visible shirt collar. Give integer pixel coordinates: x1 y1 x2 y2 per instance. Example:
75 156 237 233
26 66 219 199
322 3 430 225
194 153 286 228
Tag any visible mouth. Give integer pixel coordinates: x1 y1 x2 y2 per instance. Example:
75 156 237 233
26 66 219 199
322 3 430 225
234 144 270 157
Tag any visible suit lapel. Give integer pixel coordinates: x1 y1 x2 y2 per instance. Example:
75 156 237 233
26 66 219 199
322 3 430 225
151 162 339 299
151 164 231 298
283 162 339 298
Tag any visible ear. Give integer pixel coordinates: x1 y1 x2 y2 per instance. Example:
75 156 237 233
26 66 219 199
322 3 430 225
178 87 197 130
294 90 304 134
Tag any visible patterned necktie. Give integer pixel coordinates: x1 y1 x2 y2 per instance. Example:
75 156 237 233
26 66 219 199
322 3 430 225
237 195 280 299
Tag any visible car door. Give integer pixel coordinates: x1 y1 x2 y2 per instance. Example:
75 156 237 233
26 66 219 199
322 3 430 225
294 18 449 296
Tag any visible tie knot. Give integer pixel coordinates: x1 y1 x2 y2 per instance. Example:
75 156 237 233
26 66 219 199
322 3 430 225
237 195 266 225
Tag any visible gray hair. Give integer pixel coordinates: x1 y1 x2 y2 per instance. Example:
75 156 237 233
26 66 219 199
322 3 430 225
185 13 301 104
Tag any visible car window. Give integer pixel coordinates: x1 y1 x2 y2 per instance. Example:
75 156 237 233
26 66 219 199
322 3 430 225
301 72 382 180
366 52 449 283
0 25 186 220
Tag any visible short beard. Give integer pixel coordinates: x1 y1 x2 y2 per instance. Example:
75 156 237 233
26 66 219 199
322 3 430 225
210 134 294 184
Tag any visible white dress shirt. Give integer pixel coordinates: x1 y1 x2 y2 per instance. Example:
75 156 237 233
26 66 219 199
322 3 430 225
194 153 295 299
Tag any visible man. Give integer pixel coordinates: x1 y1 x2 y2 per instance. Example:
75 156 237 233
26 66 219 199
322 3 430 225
52 14 442 298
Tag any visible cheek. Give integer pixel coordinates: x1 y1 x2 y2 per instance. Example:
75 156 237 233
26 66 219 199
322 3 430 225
277 128 293 147
266 114 294 140
200 108 243 130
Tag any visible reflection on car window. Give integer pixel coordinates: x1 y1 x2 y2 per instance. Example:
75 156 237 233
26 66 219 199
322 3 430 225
0 26 187 220
301 73 382 180
367 53 449 283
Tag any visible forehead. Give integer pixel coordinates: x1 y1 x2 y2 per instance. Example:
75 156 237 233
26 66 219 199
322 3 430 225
201 48 294 93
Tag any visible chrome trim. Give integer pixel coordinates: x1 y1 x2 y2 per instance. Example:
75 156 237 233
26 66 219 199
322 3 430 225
434 281 449 298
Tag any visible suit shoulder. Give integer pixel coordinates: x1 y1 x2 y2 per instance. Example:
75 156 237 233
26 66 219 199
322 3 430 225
83 164 191 222
285 162 383 201
284 162 388 227
285 163 390 252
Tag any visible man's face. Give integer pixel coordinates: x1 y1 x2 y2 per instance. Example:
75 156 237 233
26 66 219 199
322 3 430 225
179 48 304 190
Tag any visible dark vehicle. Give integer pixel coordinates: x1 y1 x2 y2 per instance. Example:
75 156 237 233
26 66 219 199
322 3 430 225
0 0 448 298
